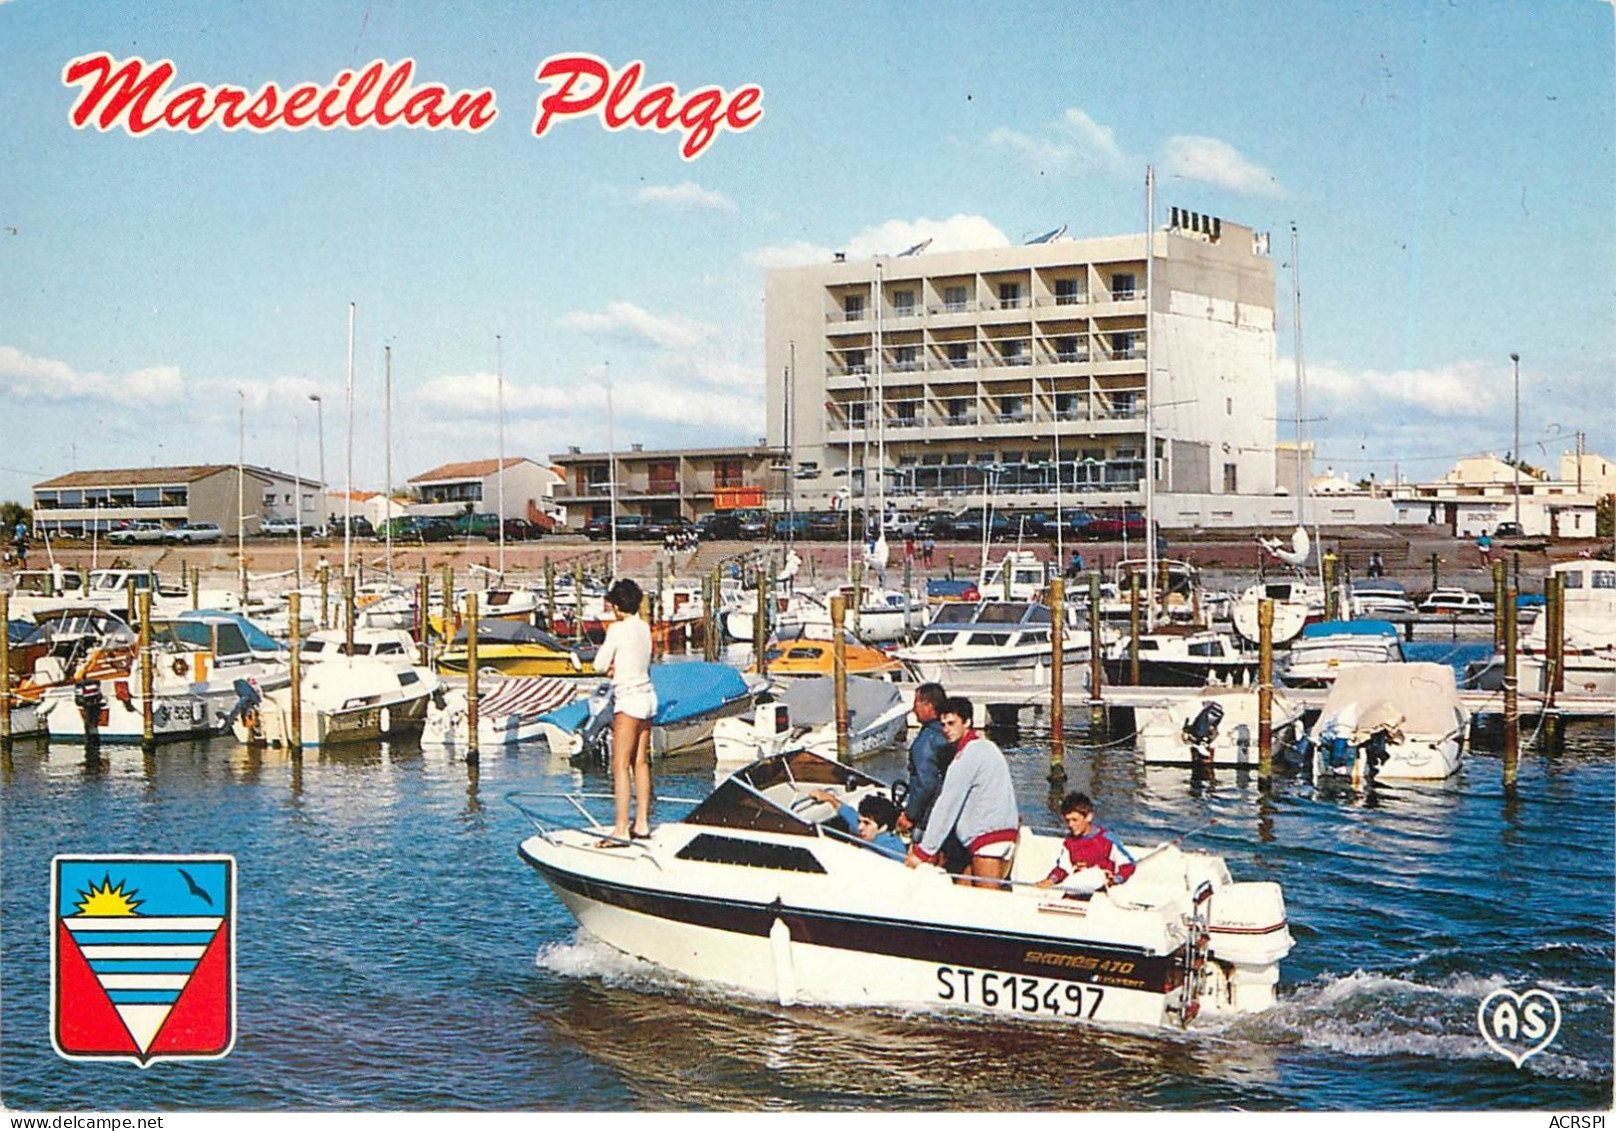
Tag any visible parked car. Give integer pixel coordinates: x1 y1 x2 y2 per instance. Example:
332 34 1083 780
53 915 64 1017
329 515 376 539
1420 588 1493 614
735 510 771 540
416 517 455 543
1491 522 1528 540
453 513 501 537
643 515 693 541
806 511 849 541
107 521 165 545
163 521 224 544
260 516 312 537
695 512 742 540
486 518 539 542
584 515 647 541
770 513 812 540
883 511 920 538
949 508 1010 541
916 510 955 539
1083 510 1147 540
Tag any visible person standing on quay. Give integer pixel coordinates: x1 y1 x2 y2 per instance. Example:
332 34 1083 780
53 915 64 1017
1476 529 1493 567
595 578 657 845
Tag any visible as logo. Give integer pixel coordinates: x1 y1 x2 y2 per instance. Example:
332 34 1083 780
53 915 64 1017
51 855 236 1067
1477 986 1560 1068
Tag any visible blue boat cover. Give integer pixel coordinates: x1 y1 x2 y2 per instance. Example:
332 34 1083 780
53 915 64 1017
536 661 750 733
181 609 286 652
1299 619 1400 638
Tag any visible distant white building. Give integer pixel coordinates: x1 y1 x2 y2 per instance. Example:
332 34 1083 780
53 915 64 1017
407 458 564 529
1390 450 1610 538
32 464 321 537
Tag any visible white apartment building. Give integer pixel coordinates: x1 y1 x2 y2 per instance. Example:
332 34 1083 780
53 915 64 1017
764 209 1279 516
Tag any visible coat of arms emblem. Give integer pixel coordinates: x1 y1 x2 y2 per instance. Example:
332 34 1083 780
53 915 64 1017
52 855 236 1066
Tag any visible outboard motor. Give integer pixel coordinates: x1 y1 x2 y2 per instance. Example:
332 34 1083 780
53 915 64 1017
226 677 261 726
1316 720 1358 775
1182 702 1225 763
74 679 106 740
1358 728 1392 777
578 682 617 762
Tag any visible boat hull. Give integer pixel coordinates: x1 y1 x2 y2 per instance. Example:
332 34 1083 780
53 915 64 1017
521 842 1182 1028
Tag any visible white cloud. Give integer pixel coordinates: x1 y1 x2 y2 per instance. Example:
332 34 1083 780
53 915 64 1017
987 108 1134 179
634 181 737 213
1299 359 1502 419
0 345 185 404
558 301 716 350
749 214 1009 269
1161 135 1284 198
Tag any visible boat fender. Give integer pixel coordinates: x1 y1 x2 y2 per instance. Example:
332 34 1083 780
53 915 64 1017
172 657 189 677
379 707 392 734
768 906 797 1007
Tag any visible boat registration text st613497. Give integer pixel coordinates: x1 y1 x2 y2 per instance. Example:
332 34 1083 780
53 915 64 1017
936 965 1106 1019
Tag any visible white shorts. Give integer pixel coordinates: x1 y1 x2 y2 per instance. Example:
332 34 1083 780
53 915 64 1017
973 840 1016 860
614 687 657 721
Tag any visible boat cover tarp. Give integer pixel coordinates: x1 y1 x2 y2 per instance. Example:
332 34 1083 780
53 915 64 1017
781 676 902 731
478 676 582 719
537 662 751 733
451 620 573 649
1300 619 1399 638
1319 662 1462 736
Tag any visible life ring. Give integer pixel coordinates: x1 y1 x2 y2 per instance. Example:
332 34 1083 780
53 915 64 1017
172 657 190 677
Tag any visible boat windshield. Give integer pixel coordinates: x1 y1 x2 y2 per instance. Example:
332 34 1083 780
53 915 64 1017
684 752 884 835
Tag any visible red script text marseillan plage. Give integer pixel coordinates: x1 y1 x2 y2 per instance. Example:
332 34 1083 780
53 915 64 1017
61 53 763 159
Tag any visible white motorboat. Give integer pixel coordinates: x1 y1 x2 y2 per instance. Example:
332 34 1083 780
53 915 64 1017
1135 687 1307 768
298 627 421 668
1348 578 1417 618
3 698 44 739
535 662 760 760
513 751 1295 1030
978 551 1049 602
712 676 910 766
1307 662 1469 785
1275 620 1405 689
35 611 290 744
896 601 1094 686
1231 578 1325 645
1520 558 1616 697
726 586 926 646
230 656 440 747
1103 629 1257 688
421 675 584 751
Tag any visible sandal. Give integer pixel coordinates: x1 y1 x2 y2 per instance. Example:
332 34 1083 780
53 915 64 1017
631 828 652 841
596 835 631 848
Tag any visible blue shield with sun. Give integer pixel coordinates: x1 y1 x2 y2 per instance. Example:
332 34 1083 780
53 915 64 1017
51 855 236 1066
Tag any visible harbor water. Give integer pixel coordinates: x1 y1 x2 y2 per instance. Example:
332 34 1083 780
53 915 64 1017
2 720 1611 1112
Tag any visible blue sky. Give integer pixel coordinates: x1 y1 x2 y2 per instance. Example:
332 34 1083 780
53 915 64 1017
3 1 1611 503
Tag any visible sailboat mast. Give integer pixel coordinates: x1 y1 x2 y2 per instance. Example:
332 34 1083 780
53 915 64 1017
236 390 245 594
785 341 795 547
1143 165 1158 631
384 344 393 583
343 302 355 581
496 334 506 577
606 361 618 578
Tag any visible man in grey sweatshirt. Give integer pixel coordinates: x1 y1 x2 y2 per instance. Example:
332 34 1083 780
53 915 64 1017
904 696 1019 888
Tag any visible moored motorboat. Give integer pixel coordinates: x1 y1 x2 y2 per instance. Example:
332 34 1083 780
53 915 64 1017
534 662 759 759
1135 687 1307 767
1520 558 1616 697
1275 620 1405 689
712 675 910 765
436 620 594 677
896 600 1094 687
421 675 584 750
1102 628 1256 688
1305 662 1469 785
751 625 903 681
513 751 1295 1029
230 657 440 747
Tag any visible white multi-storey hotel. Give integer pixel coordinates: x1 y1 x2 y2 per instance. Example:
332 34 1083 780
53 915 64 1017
765 210 1282 519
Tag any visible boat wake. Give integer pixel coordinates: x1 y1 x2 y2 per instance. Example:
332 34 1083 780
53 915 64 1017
1233 968 1612 1080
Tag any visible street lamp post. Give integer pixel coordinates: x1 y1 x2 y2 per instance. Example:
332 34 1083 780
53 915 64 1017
1510 352 1521 531
309 393 326 528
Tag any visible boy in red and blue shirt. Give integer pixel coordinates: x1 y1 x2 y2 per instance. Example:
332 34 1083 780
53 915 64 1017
1034 791 1136 895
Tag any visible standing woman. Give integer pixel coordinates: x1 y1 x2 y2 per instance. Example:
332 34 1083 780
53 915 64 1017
595 578 656 843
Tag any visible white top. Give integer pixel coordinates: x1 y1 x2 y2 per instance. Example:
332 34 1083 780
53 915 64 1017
594 615 653 696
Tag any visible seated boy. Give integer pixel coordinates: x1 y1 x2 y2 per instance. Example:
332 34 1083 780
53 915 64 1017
807 789 906 859
1034 791 1136 895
